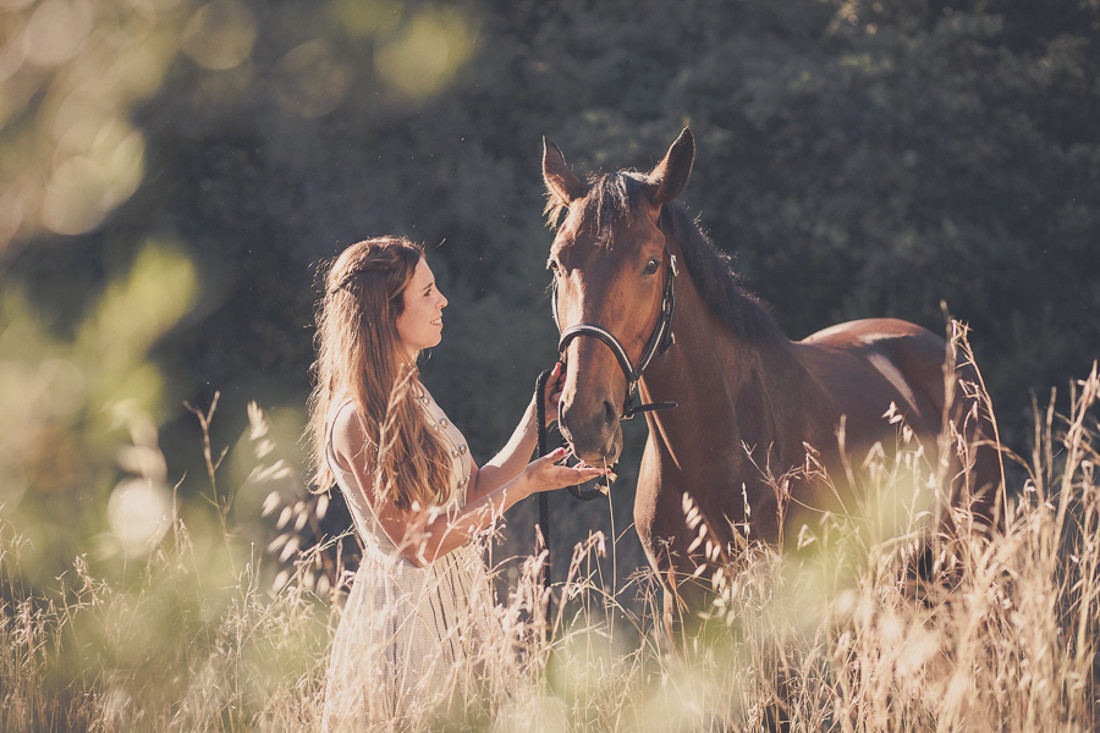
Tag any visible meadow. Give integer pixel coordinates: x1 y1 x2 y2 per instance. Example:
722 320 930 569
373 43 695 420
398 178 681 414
2 340 1098 732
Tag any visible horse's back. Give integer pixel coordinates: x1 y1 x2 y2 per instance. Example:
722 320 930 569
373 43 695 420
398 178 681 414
802 318 945 359
798 318 949 437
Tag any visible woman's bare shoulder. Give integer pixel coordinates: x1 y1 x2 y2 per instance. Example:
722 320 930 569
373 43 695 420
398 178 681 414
330 400 372 468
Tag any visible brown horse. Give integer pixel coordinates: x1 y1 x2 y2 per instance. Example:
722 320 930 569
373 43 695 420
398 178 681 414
542 128 1003 640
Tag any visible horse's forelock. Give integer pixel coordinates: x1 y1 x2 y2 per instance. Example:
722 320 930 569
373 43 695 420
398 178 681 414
545 171 648 244
583 172 650 247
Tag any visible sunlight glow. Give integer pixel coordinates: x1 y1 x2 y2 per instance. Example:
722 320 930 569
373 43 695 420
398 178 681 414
108 478 173 557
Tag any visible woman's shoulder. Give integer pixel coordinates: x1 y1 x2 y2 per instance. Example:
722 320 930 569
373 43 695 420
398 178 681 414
328 395 358 429
329 399 370 465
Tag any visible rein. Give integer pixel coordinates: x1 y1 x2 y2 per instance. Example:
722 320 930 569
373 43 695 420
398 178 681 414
534 367 554 620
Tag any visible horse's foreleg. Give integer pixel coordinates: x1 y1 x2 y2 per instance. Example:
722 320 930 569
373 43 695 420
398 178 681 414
655 557 720 651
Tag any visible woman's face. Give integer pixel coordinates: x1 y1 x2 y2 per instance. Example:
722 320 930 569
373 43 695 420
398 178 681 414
395 257 448 360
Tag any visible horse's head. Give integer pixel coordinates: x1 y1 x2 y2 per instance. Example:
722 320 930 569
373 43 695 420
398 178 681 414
542 128 695 466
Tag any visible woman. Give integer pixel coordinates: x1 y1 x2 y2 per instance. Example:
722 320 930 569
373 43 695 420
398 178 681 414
306 236 605 728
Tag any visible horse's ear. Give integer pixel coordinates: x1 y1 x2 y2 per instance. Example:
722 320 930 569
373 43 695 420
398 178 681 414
647 127 694 207
543 136 587 206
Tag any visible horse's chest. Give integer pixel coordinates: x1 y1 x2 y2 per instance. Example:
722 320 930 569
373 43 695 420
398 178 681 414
632 442 743 539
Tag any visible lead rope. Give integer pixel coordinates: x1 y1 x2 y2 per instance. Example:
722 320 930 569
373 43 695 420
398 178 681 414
534 367 555 634
534 365 620 635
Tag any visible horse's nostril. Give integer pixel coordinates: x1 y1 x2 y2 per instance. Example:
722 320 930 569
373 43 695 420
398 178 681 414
602 400 617 425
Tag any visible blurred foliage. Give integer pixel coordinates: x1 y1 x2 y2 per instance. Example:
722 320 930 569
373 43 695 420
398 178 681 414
1 0 1098 590
0 240 197 586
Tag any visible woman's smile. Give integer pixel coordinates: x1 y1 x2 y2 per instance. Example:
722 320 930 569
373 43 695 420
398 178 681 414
396 257 448 358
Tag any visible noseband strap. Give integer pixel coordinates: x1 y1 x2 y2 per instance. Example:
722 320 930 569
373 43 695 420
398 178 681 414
556 253 679 419
558 323 635 382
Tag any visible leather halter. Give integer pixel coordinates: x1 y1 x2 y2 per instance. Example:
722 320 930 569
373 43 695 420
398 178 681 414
554 252 680 419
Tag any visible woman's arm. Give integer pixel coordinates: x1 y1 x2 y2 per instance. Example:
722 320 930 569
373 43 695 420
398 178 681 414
331 396 603 568
466 362 564 504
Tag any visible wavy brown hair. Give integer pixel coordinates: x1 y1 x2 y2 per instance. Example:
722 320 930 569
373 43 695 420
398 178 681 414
306 237 454 513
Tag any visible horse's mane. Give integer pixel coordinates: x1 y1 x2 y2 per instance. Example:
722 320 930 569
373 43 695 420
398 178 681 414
659 199 786 343
548 171 785 343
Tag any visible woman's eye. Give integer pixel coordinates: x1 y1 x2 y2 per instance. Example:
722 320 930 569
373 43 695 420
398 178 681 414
644 258 660 275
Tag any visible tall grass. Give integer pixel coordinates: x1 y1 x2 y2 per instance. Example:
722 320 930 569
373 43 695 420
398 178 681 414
2 356 1098 730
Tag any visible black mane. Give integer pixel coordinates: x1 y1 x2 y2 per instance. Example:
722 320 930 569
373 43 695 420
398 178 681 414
562 170 785 343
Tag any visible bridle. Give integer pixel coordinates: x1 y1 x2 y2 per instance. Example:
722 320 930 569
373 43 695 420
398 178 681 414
553 250 680 420
538 246 680 534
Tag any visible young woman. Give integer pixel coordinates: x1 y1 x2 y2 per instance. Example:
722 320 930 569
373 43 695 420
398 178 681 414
306 236 605 727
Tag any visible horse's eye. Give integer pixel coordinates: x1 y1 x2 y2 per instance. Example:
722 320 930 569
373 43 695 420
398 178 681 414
644 258 660 275
547 260 559 274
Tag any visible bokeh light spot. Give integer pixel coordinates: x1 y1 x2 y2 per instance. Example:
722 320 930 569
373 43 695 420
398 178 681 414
274 40 352 119
41 156 115 235
22 0 94 69
181 0 257 71
328 0 403 37
0 190 26 246
374 8 477 100
41 122 145 236
107 478 173 557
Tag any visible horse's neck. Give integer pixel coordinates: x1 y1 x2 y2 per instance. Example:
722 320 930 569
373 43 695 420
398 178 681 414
639 279 816 471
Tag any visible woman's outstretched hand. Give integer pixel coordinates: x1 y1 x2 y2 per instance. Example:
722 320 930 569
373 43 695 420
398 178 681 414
523 447 607 495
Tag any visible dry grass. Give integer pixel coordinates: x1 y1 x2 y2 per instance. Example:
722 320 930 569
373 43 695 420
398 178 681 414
2 353 1099 731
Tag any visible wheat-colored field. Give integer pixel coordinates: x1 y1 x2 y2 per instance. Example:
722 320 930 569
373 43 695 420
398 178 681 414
2 354 1098 731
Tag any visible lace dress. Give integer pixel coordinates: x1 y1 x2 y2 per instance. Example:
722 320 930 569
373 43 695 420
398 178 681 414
321 386 502 730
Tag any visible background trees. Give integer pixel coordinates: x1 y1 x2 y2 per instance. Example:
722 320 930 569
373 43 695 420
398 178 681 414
2 0 1097 584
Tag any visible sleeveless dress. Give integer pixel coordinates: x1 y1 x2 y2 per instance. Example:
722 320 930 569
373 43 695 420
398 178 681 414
321 386 503 730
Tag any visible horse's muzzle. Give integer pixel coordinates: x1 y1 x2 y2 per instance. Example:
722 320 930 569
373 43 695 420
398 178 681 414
559 396 623 466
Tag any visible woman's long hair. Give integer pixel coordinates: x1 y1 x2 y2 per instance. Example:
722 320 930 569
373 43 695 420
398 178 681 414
305 237 454 513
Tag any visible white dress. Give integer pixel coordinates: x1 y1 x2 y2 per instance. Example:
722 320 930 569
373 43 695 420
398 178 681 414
321 386 503 730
